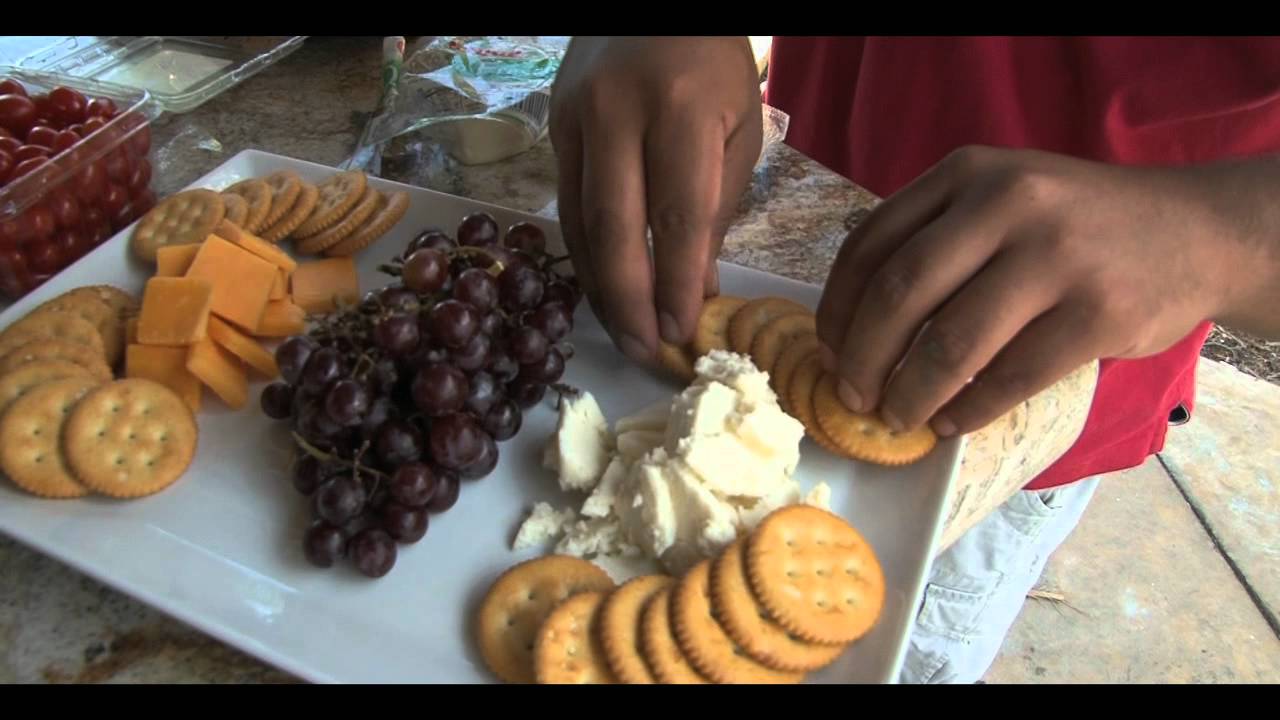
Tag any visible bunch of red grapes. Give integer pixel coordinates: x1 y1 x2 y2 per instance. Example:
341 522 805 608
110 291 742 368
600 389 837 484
259 212 581 578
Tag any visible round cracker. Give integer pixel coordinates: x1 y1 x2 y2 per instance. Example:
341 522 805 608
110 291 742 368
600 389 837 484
261 171 303 229
63 378 198 498
638 587 710 684
0 376 101 499
771 333 820 412
293 170 368 239
324 190 410 257
750 312 816 377
670 559 806 684
475 555 615 684
711 539 846 672
27 290 122 368
222 178 272 233
728 297 810 355
693 294 749 357
812 373 937 465
80 285 139 321
788 354 851 454
0 359 94 418
130 189 226 264
656 341 696 384
0 311 105 362
0 339 114 382
295 185 380 255
221 193 249 227
534 590 617 684
261 182 319 243
745 505 886 645
599 574 673 684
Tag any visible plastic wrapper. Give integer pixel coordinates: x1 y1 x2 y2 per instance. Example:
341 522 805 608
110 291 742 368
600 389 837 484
346 36 791 187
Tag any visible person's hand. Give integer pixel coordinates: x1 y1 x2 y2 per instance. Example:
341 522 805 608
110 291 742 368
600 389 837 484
549 37 763 362
815 145 1272 437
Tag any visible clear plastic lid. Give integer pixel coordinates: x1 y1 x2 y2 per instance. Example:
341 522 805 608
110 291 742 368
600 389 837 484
17 36 306 114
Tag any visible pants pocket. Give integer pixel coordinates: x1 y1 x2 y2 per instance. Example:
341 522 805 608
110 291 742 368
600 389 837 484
915 580 996 643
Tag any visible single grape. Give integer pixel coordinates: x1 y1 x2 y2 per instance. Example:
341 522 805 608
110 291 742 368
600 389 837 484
402 248 450 294
313 476 367 525
498 265 544 311
520 347 565 384
381 502 429 544
503 221 546 255
507 249 538 273
374 314 420 356
368 484 391 511
479 311 504 339
350 529 397 578
300 399 344 442
459 434 499 480
481 245 515 271
303 521 347 568
406 228 454 256
360 396 395 441
452 332 491 372
510 326 549 365
487 352 519 383
482 398 523 441
457 212 499 246
260 382 295 420
428 299 480 349
380 286 421 313
324 379 370 427
429 413 485 470
529 301 573 342
292 455 329 495
412 362 469 416
508 378 547 409
464 370 500 417
542 279 581 310
452 267 499 312
276 336 318 385
301 347 343 394
389 463 438 507
426 471 461 513
375 419 424 467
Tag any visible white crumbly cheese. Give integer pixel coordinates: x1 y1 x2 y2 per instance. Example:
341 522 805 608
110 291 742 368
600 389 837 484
615 430 666 462
556 517 642 558
512 502 577 550
581 456 626 518
541 391 613 493
614 398 671 434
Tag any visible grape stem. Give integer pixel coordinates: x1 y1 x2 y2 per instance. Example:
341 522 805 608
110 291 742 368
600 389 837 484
292 432 389 481
550 382 582 409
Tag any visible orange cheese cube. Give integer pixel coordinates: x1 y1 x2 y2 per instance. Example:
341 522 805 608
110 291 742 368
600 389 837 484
214 222 298 273
208 315 279 378
136 276 213 346
254 299 307 338
125 343 202 413
184 234 277 333
270 268 288 300
291 257 359 314
155 243 202 277
186 336 248 409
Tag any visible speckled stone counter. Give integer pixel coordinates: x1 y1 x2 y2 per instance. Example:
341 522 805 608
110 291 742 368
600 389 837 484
0 36 1083 683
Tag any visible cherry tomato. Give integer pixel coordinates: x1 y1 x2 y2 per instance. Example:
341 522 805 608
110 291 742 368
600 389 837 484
81 205 105 233
85 97 117 119
9 156 49 182
111 200 136 232
90 220 112 247
0 137 19 155
73 162 105 203
101 182 128 218
103 147 132 182
0 127 12 140
68 123 86 137
0 79 27 98
51 129 79 154
80 117 107 137
127 157 151 194
55 227 85 263
0 248 33 298
0 94 37 136
25 204 56 239
50 192 82 229
49 87 88 126
132 189 156 217
27 238 62 275
30 94 52 120
0 150 12 185
25 125 58 149
13 145 50 163
0 216 24 248
128 123 151 157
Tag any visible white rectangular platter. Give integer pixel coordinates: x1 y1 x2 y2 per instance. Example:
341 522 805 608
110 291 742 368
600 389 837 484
0 150 961 684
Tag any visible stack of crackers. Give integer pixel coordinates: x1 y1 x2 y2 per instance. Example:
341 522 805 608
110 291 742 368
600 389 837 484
475 505 885 684
0 286 197 500
661 294 937 466
129 169 409 265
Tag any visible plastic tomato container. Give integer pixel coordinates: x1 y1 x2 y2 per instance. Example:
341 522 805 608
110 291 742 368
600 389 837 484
0 67 161 302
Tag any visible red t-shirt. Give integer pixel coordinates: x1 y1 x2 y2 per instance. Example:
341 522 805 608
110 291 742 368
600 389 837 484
764 36 1280 490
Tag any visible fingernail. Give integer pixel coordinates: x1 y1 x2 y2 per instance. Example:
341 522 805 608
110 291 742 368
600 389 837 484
881 407 905 433
659 312 682 345
837 379 864 413
618 333 652 363
932 415 957 438
819 343 837 373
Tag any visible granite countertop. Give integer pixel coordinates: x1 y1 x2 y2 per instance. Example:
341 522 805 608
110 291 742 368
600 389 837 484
0 37 877 683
